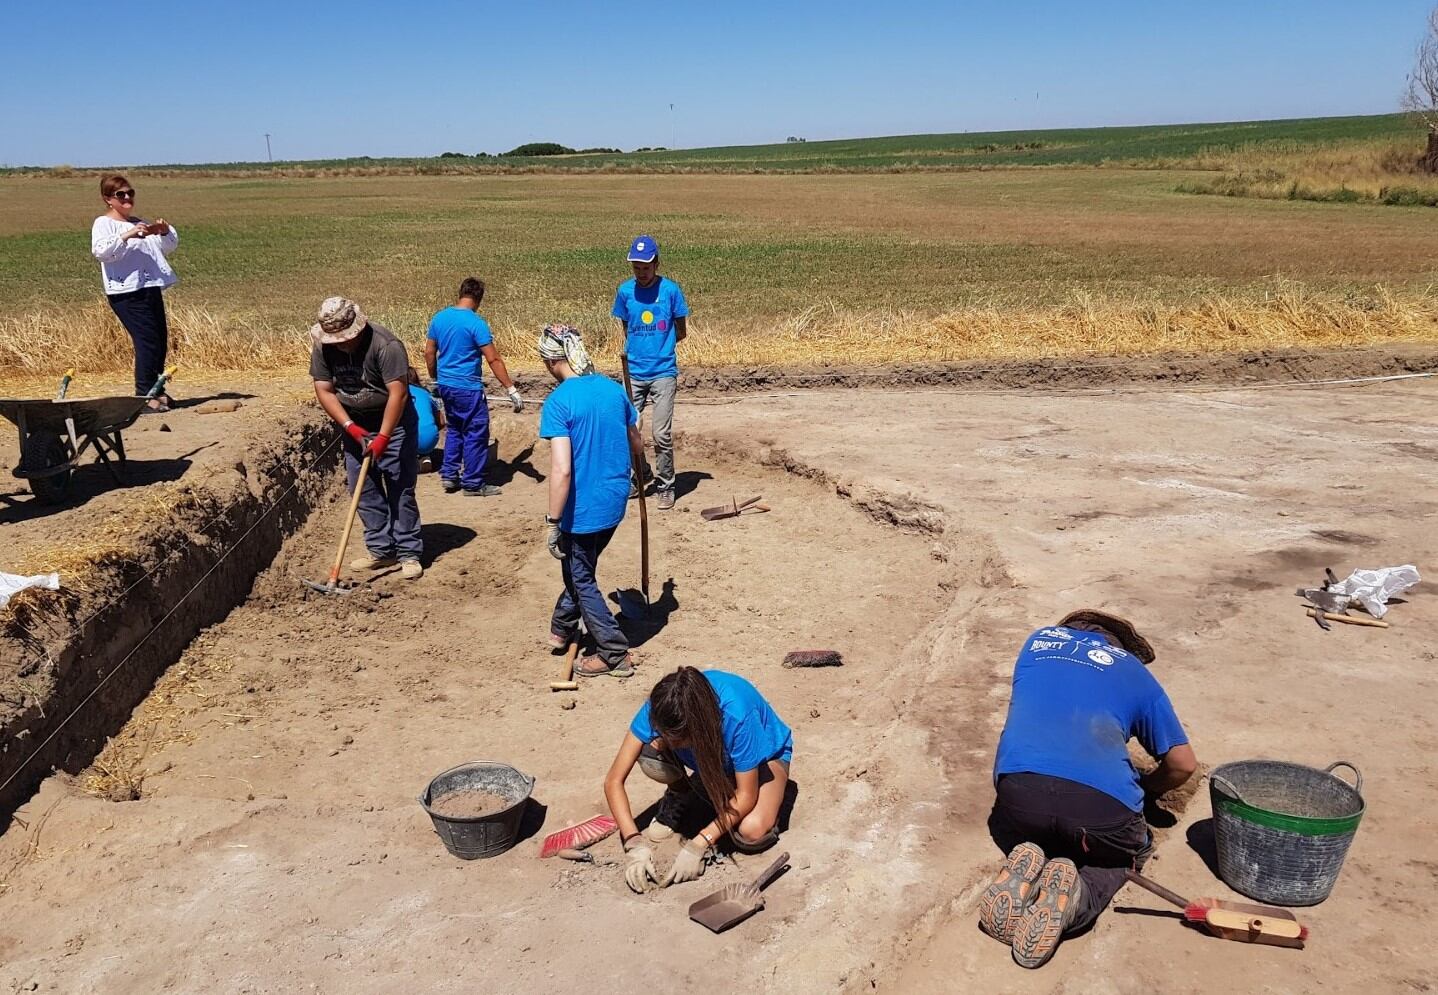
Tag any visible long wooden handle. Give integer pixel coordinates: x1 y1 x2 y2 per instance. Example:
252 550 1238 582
1306 608 1389 629
327 454 372 584
619 353 650 601
556 642 579 684
1123 869 1190 910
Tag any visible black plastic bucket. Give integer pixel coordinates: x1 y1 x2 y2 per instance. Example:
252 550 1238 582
418 761 534 860
1210 759 1364 906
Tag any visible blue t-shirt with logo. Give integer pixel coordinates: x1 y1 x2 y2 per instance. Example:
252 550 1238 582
630 670 794 774
612 276 689 381
408 384 440 453
426 306 493 393
993 626 1188 812
538 374 638 534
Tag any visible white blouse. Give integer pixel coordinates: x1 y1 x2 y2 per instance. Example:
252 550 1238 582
91 215 180 295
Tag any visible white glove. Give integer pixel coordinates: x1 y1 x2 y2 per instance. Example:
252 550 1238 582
545 518 564 560
661 836 711 886
624 837 660 894
506 385 524 413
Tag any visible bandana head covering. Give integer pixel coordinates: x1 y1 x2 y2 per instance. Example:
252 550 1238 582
537 323 595 375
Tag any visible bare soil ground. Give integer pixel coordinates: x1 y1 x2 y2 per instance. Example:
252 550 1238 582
0 358 1434 993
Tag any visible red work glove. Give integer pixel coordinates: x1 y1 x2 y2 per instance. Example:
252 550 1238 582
342 421 368 445
365 432 390 458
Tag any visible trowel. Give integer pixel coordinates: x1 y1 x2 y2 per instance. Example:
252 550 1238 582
688 851 789 933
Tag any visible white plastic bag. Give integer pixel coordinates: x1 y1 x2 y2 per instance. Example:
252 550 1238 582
1327 565 1421 619
0 571 60 609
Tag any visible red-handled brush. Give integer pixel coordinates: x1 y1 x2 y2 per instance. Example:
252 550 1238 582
1124 870 1307 948
538 815 618 859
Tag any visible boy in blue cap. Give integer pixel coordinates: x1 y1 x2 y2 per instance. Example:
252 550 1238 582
424 277 524 497
612 235 688 510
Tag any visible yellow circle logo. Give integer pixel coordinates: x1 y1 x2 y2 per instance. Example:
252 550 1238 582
641 310 654 324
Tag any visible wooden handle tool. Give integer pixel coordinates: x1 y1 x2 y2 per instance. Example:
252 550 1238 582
550 642 580 691
1306 608 1389 629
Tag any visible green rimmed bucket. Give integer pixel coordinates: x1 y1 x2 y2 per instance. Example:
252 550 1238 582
1210 760 1364 907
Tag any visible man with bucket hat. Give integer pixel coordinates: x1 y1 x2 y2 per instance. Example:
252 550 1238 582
310 296 424 580
612 234 688 511
978 609 1197 969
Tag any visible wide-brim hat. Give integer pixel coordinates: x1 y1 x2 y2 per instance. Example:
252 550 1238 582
1058 609 1155 664
311 296 367 345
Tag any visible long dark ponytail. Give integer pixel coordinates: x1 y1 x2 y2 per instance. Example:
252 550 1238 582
648 667 734 832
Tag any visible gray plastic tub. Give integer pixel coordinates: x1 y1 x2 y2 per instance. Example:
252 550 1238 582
418 761 534 860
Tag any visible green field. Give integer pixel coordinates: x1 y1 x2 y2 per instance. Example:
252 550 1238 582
7 114 1417 175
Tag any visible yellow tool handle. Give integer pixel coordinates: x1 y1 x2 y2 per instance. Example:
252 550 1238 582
1306 608 1389 629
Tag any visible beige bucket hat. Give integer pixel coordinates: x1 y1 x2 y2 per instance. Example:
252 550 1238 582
311 296 368 345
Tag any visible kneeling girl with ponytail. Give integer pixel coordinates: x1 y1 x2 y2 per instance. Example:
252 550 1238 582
604 666 793 894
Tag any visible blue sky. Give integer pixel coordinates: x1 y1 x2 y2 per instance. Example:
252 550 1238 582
3 0 1432 166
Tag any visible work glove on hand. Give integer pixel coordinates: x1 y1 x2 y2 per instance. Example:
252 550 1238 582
661 835 711 886
506 385 524 413
623 837 660 894
342 421 369 445
365 432 390 458
545 517 565 560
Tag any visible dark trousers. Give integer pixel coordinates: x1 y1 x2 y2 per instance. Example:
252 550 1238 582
988 773 1152 934
343 408 422 561
437 385 490 489
550 527 629 666
107 286 169 396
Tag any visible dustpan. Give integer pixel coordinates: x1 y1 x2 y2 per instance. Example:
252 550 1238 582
700 494 767 521
688 851 789 933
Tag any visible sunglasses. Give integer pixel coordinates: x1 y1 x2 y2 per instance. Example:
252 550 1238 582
111 189 135 200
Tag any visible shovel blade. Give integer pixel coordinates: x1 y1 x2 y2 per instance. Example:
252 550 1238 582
688 888 763 933
301 578 353 597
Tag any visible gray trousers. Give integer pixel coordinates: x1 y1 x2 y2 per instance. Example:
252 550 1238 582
630 376 676 492
343 408 422 561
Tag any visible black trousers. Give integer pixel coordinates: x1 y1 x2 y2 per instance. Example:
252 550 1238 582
107 286 169 396
987 772 1152 933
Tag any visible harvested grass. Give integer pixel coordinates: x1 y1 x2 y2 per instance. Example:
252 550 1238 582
1 286 1435 381
1174 139 1438 207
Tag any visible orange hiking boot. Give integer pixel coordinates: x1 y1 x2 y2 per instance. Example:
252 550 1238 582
978 843 1047 944
1012 858 1083 969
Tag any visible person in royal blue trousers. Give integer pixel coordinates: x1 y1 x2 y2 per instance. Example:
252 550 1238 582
424 277 524 496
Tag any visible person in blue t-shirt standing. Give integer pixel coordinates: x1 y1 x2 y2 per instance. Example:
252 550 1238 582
979 609 1197 970
537 324 641 678
612 235 689 511
604 666 793 894
424 277 525 497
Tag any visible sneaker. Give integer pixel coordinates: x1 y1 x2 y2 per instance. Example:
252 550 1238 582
350 553 398 571
400 559 423 580
418 456 435 474
628 481 640 500
656 489 675 511
463 484 502 497
573 653 635 679
978 843 1047 944
548 632 572 652
643 785 692 843
1011 858 1083 970
441 478 461 494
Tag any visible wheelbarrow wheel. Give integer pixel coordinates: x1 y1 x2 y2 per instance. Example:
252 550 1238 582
23 431 74 505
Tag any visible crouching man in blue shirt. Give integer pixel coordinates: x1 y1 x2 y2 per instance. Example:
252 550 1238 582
980 609 1197 970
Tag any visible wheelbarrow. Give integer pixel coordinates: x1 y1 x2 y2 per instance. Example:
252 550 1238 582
0 395 153 504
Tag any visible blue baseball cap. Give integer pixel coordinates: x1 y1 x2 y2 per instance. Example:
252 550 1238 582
627 234 659 262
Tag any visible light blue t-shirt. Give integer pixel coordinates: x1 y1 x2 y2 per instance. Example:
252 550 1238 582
993 627 1188 812
408 384 440 453
426 306 493 393
612 276 688 381
630 670 794 773
538 374 638 534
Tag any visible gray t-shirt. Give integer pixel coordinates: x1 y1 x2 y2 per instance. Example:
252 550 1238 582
309 322 410 427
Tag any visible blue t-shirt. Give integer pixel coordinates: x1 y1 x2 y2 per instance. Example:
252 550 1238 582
612 276 689 381
630 670 794 773
538 374 638 534
408 384 440 453
993 626 1188 812
426 306 493 392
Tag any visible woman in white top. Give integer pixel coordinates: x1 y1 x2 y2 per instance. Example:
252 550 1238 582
91 174 179 410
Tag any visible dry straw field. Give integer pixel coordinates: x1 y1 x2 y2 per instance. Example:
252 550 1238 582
3 166 1438 379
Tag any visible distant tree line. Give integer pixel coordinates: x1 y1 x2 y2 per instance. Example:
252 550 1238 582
438 143 626 158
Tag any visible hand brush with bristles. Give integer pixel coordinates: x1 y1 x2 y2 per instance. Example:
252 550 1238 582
782 650 843 669
539 814 618 858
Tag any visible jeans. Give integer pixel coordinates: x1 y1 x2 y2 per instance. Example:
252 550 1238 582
343 406 422 561
437 385 490 489
630 376 676 493
987 772 1153 934
107 286 169 396
549 526 629 666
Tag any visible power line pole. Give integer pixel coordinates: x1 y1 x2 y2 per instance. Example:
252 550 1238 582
669 104 675 150
264 133 273 162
